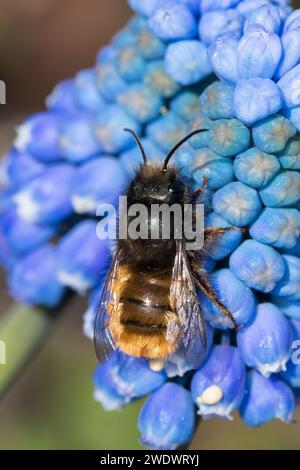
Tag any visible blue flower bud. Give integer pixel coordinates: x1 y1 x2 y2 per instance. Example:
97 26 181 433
14 113 62 162
3 148 45 189
209 119 251 158
282 319 300 387
143 61 180 98
284 105 300 132
60 115 102 162
120 138 164 177
127 0 159 17
237 28 282 79
96 45 117 64
234 147 280 188
201 0 240 13
201 267 256 329
200 82 235 120
94 105 141 153
191 345 246 419
57 220 110 292
237 303 293 376
46 79 78 114
283 8 300 33
74 69 105 113
238 0 275 18
230 239 286 292
0 230 18 271
240 369 295 426
178 0 200 14
170 91 200 122
244 4 284 33
277 135 300 169
250 208 300 249
213 182 262 226
272 296 300 320
233 78 282 125
208 33 239 84
259 171 300 207
116 46 146 83
138 383 195 450
165 323 214 377
186 113 212 149
199 9 243 46
136 27 166 60
284 9 300 32
275 30 300 80
8 245 65 307
83 284 103 340
252 114 296 153
12 164 74 224
96 62 127 101
205 212 243 260
278 64 300 108
104 352 167 401
0 208 57 255
190 148 234 190
71 157 127 214
93 362 127 411
117 84 163 123
148 1 197 41
146 113 186 152
165 40 212 86
272 255 300 300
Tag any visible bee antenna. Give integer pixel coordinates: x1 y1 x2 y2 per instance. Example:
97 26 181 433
162 129 208 173
124 128 147 164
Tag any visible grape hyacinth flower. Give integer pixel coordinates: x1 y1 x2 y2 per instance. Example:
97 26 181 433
1 0 300 451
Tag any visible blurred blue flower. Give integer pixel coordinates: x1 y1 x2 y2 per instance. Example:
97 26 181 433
57 220 110 292
14 112 62 162
8 245 65 307
71 156 127 214
12 164 74 224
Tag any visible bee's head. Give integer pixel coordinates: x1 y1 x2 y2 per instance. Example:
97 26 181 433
128 164 186 204
124 128 208 203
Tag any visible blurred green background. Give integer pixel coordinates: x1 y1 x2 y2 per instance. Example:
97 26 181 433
0 0 300 450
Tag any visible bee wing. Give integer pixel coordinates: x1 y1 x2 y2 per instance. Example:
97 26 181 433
169 240 207 366
94 247 121 363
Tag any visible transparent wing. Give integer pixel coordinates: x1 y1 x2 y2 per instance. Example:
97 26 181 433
94 248 122 363
169 240 207 368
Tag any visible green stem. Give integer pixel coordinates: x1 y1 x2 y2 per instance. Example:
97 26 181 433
0 303 59 398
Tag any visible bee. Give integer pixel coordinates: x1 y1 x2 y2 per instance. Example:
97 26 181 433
94 128 240 366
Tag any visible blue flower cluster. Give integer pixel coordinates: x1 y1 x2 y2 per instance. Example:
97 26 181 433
0 0 300 451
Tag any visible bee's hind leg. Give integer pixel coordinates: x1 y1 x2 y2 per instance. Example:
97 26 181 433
193 270 238 329
204 226 245 241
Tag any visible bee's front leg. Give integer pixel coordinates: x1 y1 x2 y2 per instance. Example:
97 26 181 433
192 269 238 329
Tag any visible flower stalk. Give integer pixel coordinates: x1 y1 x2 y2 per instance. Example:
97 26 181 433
0 303 61 398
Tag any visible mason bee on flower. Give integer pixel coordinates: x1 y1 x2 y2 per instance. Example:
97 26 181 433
94 128 240 365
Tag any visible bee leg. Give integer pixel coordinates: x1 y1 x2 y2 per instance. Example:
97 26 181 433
192 176 209 201
193 271 238 329
204 226 245 240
